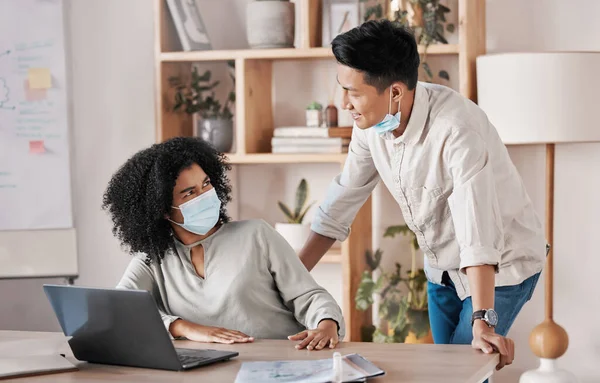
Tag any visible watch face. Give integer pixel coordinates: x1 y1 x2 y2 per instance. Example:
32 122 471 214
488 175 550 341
485 309 499 326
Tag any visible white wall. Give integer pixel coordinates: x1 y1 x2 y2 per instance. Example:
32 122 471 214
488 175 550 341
486 2 600 381
1 0 598 381
66 0 156 289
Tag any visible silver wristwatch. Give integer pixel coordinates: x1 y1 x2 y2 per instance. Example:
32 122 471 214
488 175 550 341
471 308 498 328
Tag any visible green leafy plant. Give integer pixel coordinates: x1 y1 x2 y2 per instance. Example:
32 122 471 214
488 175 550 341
277 179 316 224
361 0 385 21
306 101 323 110
168 61 236 120
356 224 429 343
361 0 454 83
394 0 453 83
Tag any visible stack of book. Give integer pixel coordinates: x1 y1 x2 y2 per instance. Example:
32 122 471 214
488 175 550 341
271 126 352 154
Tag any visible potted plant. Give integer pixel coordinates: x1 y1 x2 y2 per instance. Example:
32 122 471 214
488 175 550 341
305 101 323 127
275 178 315 251
362 0 454 83
169 62 235 153
247 0 295 49
356 224 433 344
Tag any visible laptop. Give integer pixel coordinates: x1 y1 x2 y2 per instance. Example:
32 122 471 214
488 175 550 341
43 284 239 371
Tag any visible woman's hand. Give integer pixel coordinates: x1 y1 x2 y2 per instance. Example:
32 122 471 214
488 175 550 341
170 319 254 344
288 319 339 351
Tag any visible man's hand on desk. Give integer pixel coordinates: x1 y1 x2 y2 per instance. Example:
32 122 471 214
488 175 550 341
472 320 514 370
288 319 339 351
169 319 254 344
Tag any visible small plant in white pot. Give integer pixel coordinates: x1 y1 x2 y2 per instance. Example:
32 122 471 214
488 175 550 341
276 178 315 251
305 101 323 127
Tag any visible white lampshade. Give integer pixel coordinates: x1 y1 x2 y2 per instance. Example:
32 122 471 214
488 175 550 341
476 52 600 144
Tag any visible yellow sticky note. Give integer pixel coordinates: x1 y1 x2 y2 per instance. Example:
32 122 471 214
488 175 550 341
28 68 52 89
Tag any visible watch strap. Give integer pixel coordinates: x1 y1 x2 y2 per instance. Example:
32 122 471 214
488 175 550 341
471 309 487 326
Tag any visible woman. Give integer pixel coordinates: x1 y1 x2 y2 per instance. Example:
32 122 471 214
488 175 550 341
103 137 344 350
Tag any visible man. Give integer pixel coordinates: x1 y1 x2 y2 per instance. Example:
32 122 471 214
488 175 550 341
299 19 545 370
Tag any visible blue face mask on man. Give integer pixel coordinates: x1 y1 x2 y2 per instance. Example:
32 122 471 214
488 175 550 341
169 188 221 235
372 86 401 136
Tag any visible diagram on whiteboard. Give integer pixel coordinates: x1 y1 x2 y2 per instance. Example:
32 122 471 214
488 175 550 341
0 0 73 231
0 50 15 111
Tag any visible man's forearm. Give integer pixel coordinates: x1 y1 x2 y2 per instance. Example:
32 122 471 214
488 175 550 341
298 231 336 271
465 264 496 311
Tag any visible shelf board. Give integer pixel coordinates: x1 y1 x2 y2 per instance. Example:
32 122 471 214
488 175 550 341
159 44 459 62
226 153 347 164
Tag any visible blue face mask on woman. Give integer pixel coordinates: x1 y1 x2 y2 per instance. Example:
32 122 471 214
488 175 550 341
372 86 401 136
169 188 221 235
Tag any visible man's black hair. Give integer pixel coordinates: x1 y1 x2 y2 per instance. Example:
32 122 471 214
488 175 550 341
332 19 420 92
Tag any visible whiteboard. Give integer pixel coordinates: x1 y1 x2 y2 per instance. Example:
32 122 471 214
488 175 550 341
0 0 77 278
0 228 77 278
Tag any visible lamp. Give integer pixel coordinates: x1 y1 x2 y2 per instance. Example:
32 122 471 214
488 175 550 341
476 52 600 382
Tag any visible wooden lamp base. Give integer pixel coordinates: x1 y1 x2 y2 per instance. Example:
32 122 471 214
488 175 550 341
529 319 569 359
520 144 576 383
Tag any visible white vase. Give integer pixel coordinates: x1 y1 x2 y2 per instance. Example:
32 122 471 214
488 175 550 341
275 223 311 251
247 1 295 49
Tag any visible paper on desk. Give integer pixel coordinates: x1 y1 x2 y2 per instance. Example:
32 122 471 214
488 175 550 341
0 336 75 379
0 336 70 358
0 355 76 379
234 353 382 383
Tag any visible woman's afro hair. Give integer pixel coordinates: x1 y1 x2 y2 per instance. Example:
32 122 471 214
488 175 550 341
102 137 232 265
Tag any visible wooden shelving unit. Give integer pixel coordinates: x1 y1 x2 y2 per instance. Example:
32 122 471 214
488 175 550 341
159 44 459 63
154 0 485 341
320 248 342 264
226 153 347 165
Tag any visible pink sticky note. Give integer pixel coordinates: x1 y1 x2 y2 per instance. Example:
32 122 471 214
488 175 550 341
24 80 47 101
29 140 45 154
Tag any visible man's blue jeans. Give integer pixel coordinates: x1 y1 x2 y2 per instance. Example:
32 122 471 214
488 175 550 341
427 271 541 345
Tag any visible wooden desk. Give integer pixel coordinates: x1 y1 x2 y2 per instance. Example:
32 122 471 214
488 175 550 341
1 331 498 382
